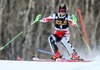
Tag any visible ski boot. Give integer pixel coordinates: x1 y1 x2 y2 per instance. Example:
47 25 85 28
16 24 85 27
71 51 83 60
51 50 62 60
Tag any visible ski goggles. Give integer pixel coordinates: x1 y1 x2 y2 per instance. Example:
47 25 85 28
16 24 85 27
59 9 66 12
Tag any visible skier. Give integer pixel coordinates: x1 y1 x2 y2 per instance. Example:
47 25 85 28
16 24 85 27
39 3 82 60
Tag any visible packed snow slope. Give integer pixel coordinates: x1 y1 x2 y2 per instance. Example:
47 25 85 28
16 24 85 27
0 57 100 70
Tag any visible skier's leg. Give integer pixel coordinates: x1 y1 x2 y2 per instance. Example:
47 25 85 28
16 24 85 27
61 36 75 56
48 34 58 53
61 33 82 60
48 34 61 59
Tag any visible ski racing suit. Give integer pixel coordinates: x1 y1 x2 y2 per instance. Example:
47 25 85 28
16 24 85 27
40 13 79 59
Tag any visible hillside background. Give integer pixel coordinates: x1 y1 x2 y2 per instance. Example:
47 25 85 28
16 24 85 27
0 0 100 60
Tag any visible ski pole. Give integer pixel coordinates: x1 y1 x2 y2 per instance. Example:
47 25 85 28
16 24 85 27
38 49 54 56
0 14 42 51
71 14 93 60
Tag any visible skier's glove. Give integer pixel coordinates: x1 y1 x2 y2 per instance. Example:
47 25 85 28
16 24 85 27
71 14 78 27
35 14 42 22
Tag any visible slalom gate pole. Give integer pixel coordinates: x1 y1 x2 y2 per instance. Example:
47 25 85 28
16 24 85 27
72 9 93 60
77 9 93 60
17 56 24 61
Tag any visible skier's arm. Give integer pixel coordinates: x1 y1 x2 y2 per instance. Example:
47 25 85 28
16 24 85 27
67 15 76 27
39 17 51 22
39 14 55 23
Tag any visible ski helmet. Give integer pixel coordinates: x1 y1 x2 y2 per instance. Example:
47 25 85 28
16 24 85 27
59 3 68 13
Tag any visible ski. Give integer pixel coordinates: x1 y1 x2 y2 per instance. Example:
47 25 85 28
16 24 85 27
32 57 91 62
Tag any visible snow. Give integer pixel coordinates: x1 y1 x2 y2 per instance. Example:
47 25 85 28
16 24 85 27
0 59 100 70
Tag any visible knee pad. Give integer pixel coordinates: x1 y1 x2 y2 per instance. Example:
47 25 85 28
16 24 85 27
48 34 57 43
48 35 58 52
